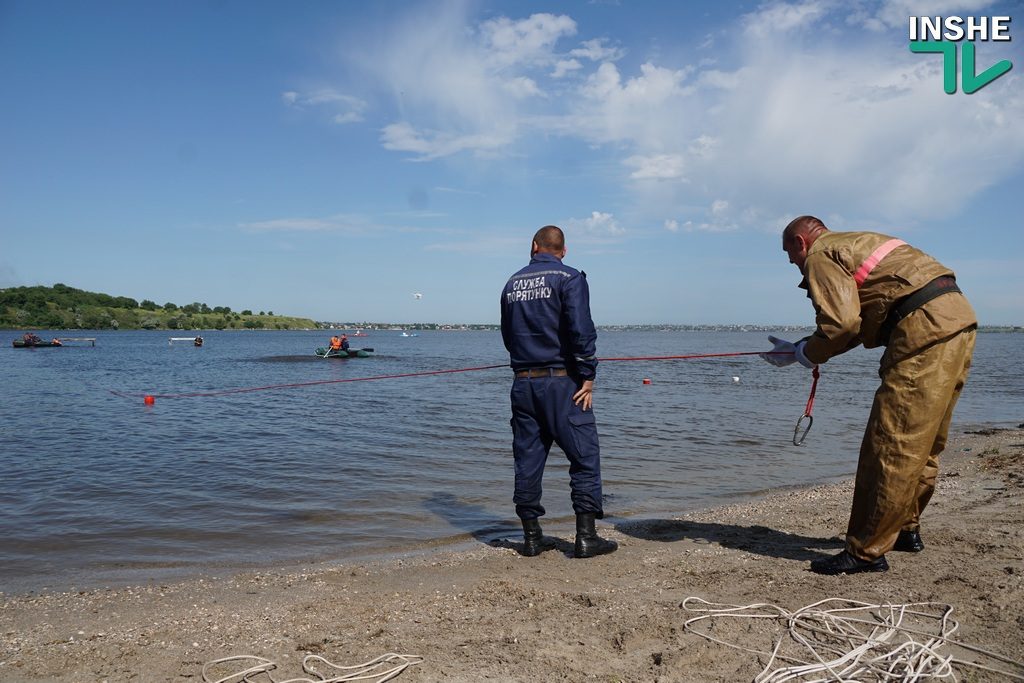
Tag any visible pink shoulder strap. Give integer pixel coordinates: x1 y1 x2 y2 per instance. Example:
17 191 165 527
853 239 906 288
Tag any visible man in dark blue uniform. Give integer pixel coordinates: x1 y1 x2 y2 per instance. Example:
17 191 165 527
500 225 617 559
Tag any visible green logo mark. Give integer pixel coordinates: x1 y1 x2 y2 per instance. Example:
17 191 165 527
910 41 1013 94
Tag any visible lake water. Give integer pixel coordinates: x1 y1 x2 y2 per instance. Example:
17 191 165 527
2 329 1021 593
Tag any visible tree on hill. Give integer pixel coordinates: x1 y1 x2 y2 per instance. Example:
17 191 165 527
1 284 314 330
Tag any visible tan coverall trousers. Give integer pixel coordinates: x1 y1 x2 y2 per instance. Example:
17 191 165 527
845 327 976 561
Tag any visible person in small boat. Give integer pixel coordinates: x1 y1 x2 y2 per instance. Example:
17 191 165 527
329 335 342 351
51 338 62 346
194 336 203 347
340 334 350 351
23 333 42 345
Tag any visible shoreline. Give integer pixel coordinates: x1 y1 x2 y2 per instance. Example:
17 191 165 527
0 468 870 599
2 425 1022 682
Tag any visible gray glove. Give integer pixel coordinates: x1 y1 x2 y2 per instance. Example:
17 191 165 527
760 335 797 367
794 340 817 369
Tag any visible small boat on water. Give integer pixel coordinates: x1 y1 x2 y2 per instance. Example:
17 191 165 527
13 338 62 348
169 336 204 346
13 336 95 348
400 331 419 337
315 347 374 358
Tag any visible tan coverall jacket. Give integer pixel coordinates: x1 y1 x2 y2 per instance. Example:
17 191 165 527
800 231 977 561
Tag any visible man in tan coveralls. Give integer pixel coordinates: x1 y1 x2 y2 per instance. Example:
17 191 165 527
762 215 976 575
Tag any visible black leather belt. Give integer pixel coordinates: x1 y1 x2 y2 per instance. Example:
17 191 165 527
880 275 962 343
515 367 568 378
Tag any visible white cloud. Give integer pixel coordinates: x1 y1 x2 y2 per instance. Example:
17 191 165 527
552 58 582 78
333 112 362 124
241 217 337 232
549 39 623 78
581 62 689 102
664 219 680 232
688 135 718 160
742 1 832 38
556 2 1022 227
339 4 1024 226
480 13 577 68
569 38 625 63
859 0 999 31
239 214 374 234
282 88 366 124
573 62 694 148
380 122 512 161
625 154 686 180
691 28 1024 222
348 8 583 159
681 200 740 233
424 235 522 253
565 211 626 240
697 68 746 90
433 186 484 196
501 76 544 99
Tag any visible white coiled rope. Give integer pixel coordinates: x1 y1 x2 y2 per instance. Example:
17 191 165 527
201 652 423 683
682 597 1024 682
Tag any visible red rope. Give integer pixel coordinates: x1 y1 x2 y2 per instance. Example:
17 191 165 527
111 363 508 400
600 351 769 362
803 365 821 417
112 351 792 401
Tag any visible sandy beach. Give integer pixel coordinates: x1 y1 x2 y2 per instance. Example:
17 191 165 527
2 425 1021 682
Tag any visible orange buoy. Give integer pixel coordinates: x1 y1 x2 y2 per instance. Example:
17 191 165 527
642 378 652 385
144 395 155 405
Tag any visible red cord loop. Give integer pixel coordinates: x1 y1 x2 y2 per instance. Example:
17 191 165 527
793 365 820 446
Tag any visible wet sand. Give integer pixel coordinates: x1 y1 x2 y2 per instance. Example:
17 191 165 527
2 425 1022 682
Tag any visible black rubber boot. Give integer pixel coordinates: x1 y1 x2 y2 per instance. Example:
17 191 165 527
893 529 925 552
521 518 555 557
810 550 888 575
573 513 617 558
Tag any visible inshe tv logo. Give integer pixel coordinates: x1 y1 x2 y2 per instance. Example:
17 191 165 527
909 16 1013 94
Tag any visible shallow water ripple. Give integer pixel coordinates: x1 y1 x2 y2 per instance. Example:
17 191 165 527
1 328 1019 592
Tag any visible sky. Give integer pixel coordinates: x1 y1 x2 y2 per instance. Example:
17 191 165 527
1 0 1022 326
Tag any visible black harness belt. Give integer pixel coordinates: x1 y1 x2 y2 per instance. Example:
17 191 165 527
881 276 962 343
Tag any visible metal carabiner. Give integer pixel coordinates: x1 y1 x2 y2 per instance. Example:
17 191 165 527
793 414 813 446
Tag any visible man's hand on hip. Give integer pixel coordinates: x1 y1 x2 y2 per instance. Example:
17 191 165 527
573 380 594 411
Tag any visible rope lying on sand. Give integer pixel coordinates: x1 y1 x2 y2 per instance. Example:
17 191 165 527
681 597 1024 682
201 652 423 683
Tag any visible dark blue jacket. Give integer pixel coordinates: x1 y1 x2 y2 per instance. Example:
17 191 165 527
500 253 598 380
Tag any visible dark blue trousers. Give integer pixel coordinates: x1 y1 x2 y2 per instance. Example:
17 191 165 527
510 374 604 520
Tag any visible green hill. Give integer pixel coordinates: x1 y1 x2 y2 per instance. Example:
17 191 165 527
0 283 317 331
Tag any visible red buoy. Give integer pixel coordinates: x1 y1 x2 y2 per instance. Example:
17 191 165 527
144 395 155 405
642 378 652 385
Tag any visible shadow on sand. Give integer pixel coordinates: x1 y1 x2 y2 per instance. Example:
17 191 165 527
423 494 842 561
614 518 843 562
423 492 581 557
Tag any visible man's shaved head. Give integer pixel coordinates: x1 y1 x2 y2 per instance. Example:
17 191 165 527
781 215 829 272
533 225 566 254
783 215 828 245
